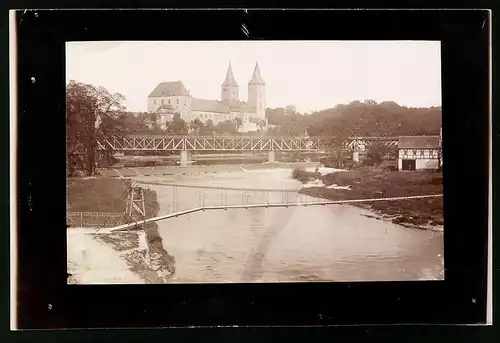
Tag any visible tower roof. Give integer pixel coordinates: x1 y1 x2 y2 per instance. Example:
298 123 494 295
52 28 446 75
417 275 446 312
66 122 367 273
222 62 239 87
249 61 265 85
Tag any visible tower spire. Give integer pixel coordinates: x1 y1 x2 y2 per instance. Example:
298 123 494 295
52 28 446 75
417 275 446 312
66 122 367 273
222 62 238 87
249 61 265 85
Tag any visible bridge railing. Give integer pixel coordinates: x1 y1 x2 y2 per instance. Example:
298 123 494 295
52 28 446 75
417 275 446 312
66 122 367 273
67 184 321 228
137 182 325 215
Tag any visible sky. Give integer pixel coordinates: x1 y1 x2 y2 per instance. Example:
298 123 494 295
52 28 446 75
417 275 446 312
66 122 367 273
66 41 442 114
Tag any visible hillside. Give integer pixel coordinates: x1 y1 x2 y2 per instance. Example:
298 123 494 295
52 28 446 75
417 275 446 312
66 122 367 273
266 100 441 137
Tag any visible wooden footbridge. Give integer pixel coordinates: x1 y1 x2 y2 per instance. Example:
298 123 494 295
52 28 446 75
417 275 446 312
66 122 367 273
69 181 443 233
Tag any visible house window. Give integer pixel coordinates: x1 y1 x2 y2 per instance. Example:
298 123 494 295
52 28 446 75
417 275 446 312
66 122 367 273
177 98 179 104
161 99 164 105
153 100 156 104
168 99 170 104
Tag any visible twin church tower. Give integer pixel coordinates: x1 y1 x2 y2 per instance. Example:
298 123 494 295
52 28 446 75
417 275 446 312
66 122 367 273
147 61 267 132
221 61 267 120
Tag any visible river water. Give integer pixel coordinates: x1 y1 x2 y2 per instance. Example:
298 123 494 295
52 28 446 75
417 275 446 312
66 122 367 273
133 166 444 283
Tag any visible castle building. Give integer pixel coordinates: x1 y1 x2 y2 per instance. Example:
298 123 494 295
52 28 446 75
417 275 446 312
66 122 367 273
147 62 267 133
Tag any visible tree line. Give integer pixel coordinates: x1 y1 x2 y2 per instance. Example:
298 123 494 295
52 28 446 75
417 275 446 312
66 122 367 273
266 100 441 137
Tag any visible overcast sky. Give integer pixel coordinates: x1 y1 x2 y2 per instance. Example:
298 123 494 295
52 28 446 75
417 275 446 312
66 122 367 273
66 41 442 113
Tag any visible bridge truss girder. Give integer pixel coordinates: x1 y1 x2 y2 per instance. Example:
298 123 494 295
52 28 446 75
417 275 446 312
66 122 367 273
97 136 399 152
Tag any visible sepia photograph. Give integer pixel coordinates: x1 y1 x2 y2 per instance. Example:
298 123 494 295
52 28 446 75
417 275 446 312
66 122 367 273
65 40 444 285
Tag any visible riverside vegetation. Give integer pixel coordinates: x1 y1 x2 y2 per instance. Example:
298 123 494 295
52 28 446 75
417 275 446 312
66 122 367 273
294 166 443 229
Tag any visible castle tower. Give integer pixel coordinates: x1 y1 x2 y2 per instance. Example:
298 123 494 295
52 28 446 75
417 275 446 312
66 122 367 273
248 61 266 120
221 62 239 104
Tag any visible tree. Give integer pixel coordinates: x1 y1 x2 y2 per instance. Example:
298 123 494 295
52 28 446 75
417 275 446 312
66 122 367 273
257 120 266 135
234 117 243 131
266 107 286 126
116 112 150 134
202 119 215 136
189 120 201 135
167 113 188 135
215 120 237 135
364 143 390 166
66 80 126 176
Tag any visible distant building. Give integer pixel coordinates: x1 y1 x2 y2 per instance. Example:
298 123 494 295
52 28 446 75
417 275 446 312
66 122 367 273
397 136 441 171
155 104 176 130
147 62 267 133
285 105 296 115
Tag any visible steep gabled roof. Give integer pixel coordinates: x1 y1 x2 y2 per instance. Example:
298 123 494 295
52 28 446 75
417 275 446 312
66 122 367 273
191 98 229 113
398 136 440 149
148 81 190 97
222 63 239 87
249 61 265 85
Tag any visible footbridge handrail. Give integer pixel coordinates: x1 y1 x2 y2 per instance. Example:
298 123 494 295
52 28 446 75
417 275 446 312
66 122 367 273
106 194 443 232
134 180 302 193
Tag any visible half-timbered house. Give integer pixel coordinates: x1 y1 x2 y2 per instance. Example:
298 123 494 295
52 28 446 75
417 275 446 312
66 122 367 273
397 136 441 171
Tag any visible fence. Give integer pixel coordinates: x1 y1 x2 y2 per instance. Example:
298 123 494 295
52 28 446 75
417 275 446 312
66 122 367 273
67 211 127 228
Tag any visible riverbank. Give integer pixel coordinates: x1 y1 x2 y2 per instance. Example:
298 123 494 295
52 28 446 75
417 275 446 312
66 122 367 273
67 177 175 283
298 166 444 230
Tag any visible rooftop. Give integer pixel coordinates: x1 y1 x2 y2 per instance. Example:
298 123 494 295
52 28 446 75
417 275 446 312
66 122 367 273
249 61 265 85
191 98 228 113
148 81 190 97
222 63 239 87
398 136 440 149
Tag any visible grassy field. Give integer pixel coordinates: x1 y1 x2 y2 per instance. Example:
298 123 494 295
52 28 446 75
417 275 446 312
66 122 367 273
67 177 128 212
67 176 175 282
300 166 444 227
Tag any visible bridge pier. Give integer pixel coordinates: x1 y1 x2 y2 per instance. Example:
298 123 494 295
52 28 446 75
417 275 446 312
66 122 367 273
268 150 276 163
352 151 359 163
180 150 192 167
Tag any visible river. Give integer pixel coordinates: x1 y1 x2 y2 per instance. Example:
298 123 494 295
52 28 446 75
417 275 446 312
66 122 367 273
133 166 444 283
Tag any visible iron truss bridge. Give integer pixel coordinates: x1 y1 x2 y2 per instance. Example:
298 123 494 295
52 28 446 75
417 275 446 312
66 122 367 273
96 135 399 152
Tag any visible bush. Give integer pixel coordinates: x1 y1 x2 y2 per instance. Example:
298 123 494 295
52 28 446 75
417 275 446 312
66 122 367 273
292 168 320 182
366 144 389 165
292 168 303 179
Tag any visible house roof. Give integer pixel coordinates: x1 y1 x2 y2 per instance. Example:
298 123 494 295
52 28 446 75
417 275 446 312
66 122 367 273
148 81 190 97
398 136 440 149
191 98 228 113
